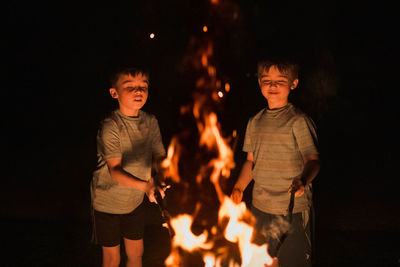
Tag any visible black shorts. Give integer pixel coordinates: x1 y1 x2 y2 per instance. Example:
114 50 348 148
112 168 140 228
93 203 145 247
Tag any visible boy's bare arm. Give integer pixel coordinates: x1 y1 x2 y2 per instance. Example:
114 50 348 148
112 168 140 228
231 152 254 203
290 153 320 197
151 154 168 199
106 157 151 193
301 153 320 185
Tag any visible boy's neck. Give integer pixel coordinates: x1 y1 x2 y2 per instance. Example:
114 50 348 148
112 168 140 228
267 100 289 110
119 107 140 117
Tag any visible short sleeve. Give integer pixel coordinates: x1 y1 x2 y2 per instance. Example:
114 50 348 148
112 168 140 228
292 115 319 158
97 119 122 160
242 119 254 153
150 116 166 157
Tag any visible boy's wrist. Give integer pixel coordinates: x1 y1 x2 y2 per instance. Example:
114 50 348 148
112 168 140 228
144 180 153 192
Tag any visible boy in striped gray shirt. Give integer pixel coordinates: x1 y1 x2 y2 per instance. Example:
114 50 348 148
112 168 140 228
231 57 320 267
91 67 166 267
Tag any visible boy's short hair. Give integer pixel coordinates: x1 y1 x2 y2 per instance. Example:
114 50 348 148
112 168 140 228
110 67 150 88
257 57 299 81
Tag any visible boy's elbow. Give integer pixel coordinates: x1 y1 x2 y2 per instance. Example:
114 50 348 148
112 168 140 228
310 156 320 165
314 159 321 172
304 154 319 165
310 158 321 176
304 155 320 172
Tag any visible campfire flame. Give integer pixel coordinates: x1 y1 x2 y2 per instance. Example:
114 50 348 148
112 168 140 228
160 1 277 266
219 197 274 266
161 75 276 266
162 137 181 183
169 214 213 252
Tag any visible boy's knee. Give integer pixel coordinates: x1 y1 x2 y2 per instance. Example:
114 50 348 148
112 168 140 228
103 255 120 267
126 246 144 259
125 250 143 266
102 247 121 267
125 238 144 262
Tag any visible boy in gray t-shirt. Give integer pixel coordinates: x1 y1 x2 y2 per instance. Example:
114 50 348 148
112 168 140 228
231 58 320 267
91 67 166 267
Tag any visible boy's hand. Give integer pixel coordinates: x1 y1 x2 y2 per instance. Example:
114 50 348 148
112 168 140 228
145 181 157 203
146 179 166 203
146 178 171 204
230 187 243 204
289 179 305 197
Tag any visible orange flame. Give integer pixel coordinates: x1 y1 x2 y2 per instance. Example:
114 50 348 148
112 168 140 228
161 9 277 265
161 137 181 183
170 214 213 252
219 197 274 266
163 106 277 266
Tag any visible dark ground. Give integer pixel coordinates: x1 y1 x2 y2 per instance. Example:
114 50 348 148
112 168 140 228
3 1 400 266
1 147 399 267
1 186 400 267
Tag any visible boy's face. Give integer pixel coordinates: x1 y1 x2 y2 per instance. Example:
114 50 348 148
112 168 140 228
258 66 298 109
109 73 149 116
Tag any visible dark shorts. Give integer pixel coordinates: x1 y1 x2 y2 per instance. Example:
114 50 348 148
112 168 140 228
93 203 145 247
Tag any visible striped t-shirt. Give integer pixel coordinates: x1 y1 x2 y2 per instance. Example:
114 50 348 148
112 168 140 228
91 110 166 214
243 103 319 215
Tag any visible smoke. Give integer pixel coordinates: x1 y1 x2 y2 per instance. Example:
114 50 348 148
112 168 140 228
264 216 290 241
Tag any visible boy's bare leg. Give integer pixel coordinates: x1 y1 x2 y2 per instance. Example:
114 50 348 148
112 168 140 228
124 238 144 267
102 245 121 267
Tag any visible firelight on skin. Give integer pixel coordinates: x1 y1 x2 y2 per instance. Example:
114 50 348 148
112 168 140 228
109 73 149 117
258 66 298 109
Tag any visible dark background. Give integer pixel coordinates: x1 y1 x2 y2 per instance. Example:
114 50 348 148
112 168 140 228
3 0 399 266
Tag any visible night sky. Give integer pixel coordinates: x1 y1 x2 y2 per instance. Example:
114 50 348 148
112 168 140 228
3 1 399 266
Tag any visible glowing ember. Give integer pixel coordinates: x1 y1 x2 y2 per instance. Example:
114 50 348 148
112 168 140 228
224 83 230 92
203 25 209 32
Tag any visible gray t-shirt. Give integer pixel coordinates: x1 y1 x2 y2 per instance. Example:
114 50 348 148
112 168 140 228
243 103 319 215
91 110 166 214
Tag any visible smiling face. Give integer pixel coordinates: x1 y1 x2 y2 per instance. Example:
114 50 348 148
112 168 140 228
258 66 298 109
109 73 149 116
